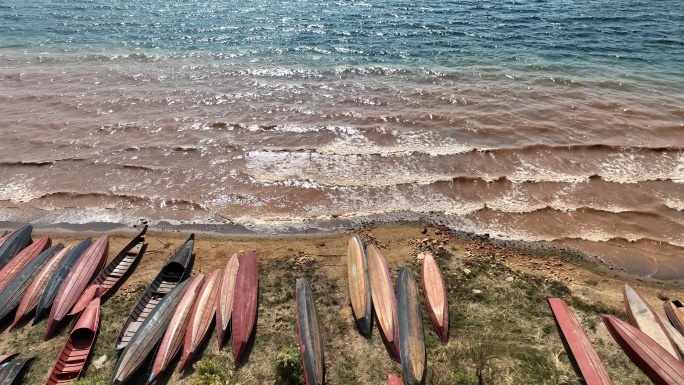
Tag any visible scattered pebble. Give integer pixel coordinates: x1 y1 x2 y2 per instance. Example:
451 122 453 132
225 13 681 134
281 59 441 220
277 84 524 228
506 277 514 282
416 252 425 261
463 268 471 275
93 355 108 369
472 289 482 294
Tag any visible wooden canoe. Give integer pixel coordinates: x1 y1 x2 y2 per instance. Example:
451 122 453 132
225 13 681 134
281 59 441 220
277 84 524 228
232 251 258 367
69 226 148 316
347 234 372 337
45 297 100 385
0 237 51 294
602 314 684 384
623 284 682 361
0 244 64 321
0 357 32 385
296 278 324 385
179 269 221 371
147 275 205 385
366 244 399 360
45 235 109 340
664 300 684 337
0 225 32 271
396 267 426 385
658 312 684 359
114 234 194 351
0 354 18 372
0 231 12 247
388 373 403 385
11 246 72 330
547 298 612 385
216 253 239 350
111 279 193 385
35 238 93 324
421 251 448 344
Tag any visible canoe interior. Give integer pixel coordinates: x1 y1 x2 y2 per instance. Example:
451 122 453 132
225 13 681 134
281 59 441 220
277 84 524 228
421 251 449 344
366 244 399 361
397 267 426 385
664 300 684 337
347 234 372 337
296 278 324 385
232 252 259 367
0 225 33 271
0 357 33 385
93 226 148 295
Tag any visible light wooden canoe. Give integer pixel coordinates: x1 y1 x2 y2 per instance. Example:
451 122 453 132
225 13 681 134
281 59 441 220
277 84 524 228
180 268 221 371
296 278 324 385
547 298 612 385
366 244 399 360
657 312 684 359
0 237 51 294
664 300 684 337
0 225 32 271
397 267 426 385
0 357 32 385
421 251 448 344
232 251 258 367
216 253 239 350
347 234 372 337
388 373 403 385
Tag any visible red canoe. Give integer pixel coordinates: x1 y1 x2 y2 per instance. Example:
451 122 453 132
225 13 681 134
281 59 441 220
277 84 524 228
180 269 221 371
147 275 205 384
347 234 372 338
0 237 51 293
366 244 399 360
45 297 101 385
548 298 612 385
45 235 109 340
232 251 258 367
421 251 448 344
388 373 403 385
216 254 239 350
602 314 684 384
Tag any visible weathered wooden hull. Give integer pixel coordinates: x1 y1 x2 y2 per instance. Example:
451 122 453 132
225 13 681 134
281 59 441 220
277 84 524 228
658 312 684 360
0 237 51 293
296 278 324 385
421 251 448 344
46 235 109 340
366 244 399 360
664 300 684 337
0 225 32 271
397 267 426 385
180 268 221 371
548 298 612 385
232 251 258 367
602 314 684 384
46 297 100 385
347 234 372 338
216 253 239 350
114 234 194 351
387 373 403 385
0 357 33 385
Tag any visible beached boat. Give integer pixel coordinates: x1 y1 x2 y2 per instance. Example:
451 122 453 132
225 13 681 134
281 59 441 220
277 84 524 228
0 231 12 246
602 314 684 384
658 312 684 359
347 234 372 338
45 235 109 339
179 269 221 371
664 300 684 336
0 237 51 294
421 251 448 344
397 267 426 385
0 354 18 372
147 275 204 384
387 373 403 385
69 226 148 316
111 279 192 385
232 251 258 367
216 253 239 350
45 297 100 385
623 284 682 361
0 357 32 385
0 225 32 271
547 298 612 385
366 244 399 360
296 278 324 385
114 234 194 351
35 238 92 324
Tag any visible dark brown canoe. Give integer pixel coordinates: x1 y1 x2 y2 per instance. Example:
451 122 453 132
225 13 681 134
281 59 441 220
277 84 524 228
69 226 148 316
366 244 399 360
216 253 239 350
179 269 221 371
421 251 448 344
347 234 372 337
147 275 205 385
232 251 258 367
0 225 32 271
0 354 18 372
664 300 684 337
388 373 403 385
296 278 324 385
46 297 101 385
0 357 32 385
114 234 194 351
46 235 109 340
112 279 193 385
0 236 51 293
548 298 613 385
602 314 684 384
397 267 426 385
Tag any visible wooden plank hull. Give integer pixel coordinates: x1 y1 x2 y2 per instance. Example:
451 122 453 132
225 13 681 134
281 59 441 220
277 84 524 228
296 278 324 385
0 237 51 293
366 244 399 360
664 300 684 337
0 225 32 271
421 251 448 344
180 268 221 371
0 354 18 371
216 253 239 350
602 314 684 384
347 234 372 337
397 267 426 385
0 357 32 385
547 298 612 385
387 373 403 385
232 251 258 367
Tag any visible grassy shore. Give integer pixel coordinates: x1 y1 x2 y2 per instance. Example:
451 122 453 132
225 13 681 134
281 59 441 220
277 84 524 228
0 223 677 384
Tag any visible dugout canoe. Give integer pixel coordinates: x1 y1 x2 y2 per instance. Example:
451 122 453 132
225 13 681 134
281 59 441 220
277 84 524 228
179 269 220 371
111 279 192 385
0 225 32 271
664 300 684 337
0 237 51 294
147 275 204 384
45 297 100 385
216 253 239 350
296 278 324 385
388 373 403 385
70 226 148 316
547 298 612 385
602 314 684 384
0 354 18 371
232 251 258 367
397 267 426 385
35 238 92 324
366 244 399 360
421 251 448 344
623 284 682 361
45 235 109 340
347 234 372 338
0 357 32 385
658 312 684 359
